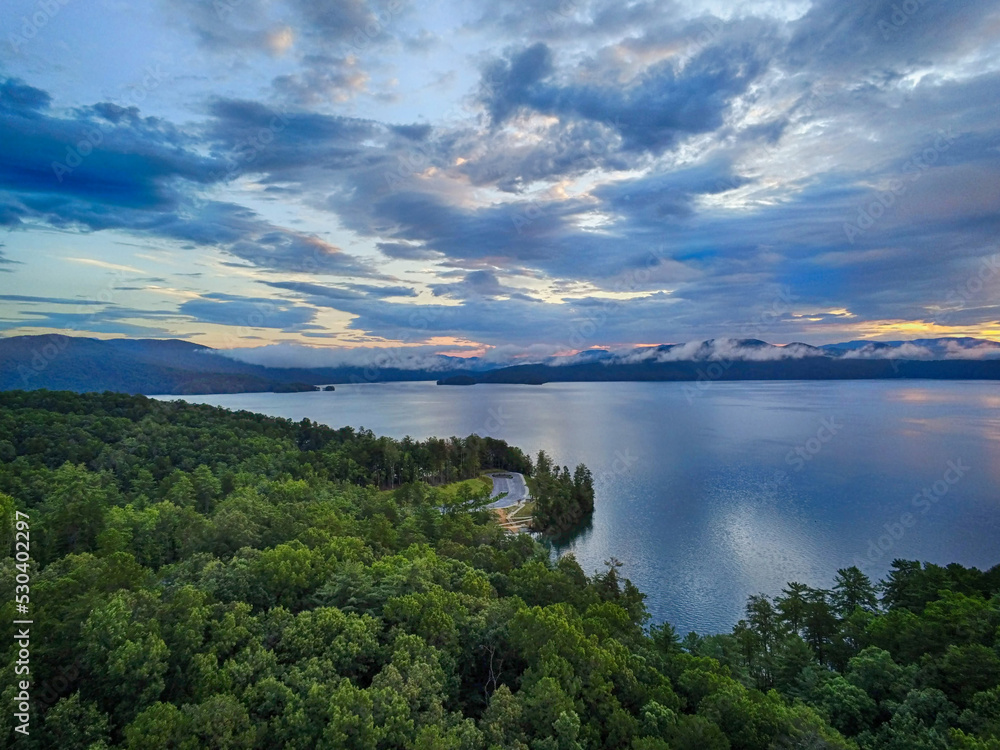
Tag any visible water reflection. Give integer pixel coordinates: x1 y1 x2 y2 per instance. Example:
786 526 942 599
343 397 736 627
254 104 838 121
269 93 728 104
170 380 1000 634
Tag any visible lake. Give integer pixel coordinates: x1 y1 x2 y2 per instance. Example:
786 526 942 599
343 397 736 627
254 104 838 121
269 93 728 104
166 380 1000 634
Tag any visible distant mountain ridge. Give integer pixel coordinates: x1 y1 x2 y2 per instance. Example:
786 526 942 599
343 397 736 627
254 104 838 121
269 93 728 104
439 336 1000 385
2 334 999 394
0 335 445 394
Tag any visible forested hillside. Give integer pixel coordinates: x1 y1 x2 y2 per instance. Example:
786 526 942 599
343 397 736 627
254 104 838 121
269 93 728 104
0 391 997 749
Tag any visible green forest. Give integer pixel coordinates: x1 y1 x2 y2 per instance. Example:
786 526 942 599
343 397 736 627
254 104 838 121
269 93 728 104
0 390 998 749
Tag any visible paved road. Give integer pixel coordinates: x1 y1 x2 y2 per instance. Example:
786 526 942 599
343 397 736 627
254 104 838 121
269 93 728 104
487 472 530 509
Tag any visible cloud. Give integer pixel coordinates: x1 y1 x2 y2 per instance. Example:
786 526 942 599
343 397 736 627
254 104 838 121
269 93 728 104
0 305 181 337
0 246 20 271
65 258 144 273
0 86 381 277
264 280 418 300
430 270 527 299
212 335 1000 375
376 242 442 260
178 293 318 331
942 340 1000 360
452 118 629 192
0 77 216 212
479 28 772 154
286 0 400 43
162 0 407 109
215 342 481 371
0 295 107 306
163 0 295 55
0 83 382 278
0 79 51 112
785 0 1000 79
2 1 1000 348
837 342 934 360
613 338 826 364
272 55 370 105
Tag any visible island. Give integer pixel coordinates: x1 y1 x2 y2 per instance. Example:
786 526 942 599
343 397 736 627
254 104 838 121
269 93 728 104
271 382 320 393
437 374 477 386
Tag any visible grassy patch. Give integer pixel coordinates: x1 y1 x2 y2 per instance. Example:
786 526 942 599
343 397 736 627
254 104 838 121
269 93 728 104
508 501 535 521
438 475 493 500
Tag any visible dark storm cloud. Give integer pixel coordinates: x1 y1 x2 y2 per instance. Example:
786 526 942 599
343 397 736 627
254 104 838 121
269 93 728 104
329 185 611 279
482 42 755 153
0 77 214 211
478 18 774 153
204 97 379 175
179 292 317 330
0 78 51 112
0 81 379 277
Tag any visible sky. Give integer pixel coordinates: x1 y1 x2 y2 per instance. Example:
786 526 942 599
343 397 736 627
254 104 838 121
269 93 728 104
1 0 999 365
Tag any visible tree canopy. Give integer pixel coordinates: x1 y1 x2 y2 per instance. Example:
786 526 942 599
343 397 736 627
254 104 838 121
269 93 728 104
0 390 997 749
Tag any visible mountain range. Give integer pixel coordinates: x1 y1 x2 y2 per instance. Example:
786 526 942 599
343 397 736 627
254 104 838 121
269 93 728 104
2 334 999 394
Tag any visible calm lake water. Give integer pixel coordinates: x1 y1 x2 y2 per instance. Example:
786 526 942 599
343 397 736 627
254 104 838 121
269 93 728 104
166 380 1000 634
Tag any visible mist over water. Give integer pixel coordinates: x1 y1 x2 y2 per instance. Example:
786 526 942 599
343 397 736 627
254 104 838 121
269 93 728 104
169 380 1000 634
